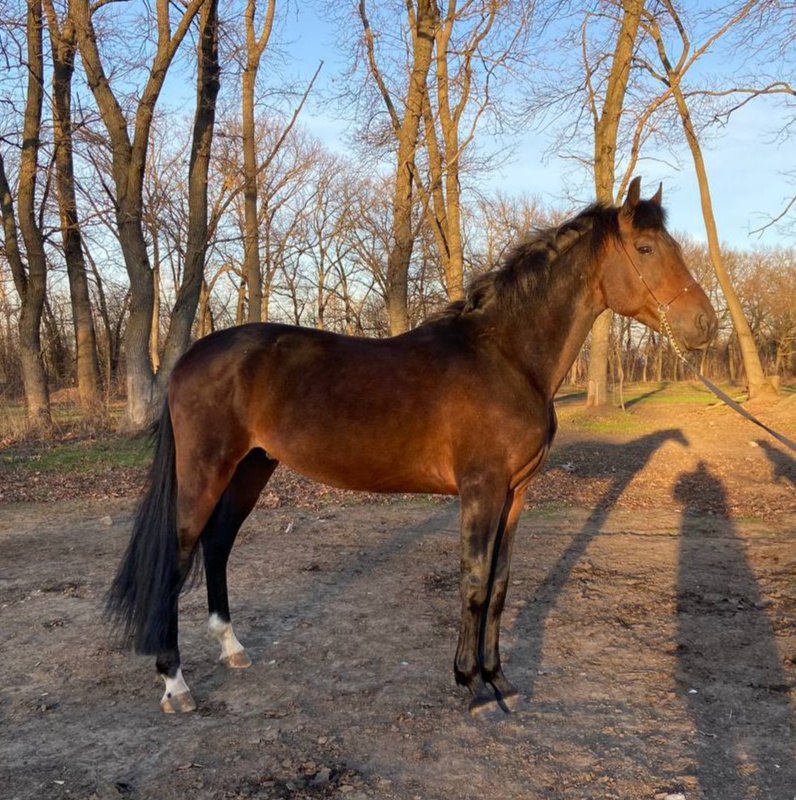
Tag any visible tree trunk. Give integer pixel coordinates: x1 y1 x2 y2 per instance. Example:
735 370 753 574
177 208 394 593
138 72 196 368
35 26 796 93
360 0 439 335
72 0 205 429
45 1 101 412
669 85 772 397
2 1 52 430
241 0 276 323
157 0 220 396
586 0 643 407
644 0 773 399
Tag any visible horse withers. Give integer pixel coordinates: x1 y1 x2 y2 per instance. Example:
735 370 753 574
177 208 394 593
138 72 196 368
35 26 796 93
107 178 717 717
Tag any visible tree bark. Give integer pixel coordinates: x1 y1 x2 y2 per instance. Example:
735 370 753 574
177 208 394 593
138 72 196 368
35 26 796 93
586 0 643 407
157 0 220 394
645 1 773 398
44 0 101 412
360 0 439 335
1 1 52 430
72 0 205 429
241 0 276 323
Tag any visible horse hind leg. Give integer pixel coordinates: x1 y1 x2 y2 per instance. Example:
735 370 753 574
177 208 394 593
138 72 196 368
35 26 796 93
156 447 251 712
203 449 278 669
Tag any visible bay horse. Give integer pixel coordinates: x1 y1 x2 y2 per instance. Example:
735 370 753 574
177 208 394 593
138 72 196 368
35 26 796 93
107 178 717 717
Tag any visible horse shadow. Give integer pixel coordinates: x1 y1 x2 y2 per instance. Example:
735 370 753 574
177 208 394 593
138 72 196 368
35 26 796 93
192 501 461 705
673 461 796 798
507 427 689 698
757 438 796 488
623 382 669 409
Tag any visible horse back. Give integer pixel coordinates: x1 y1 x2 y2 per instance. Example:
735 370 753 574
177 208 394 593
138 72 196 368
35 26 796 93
168 322 554 494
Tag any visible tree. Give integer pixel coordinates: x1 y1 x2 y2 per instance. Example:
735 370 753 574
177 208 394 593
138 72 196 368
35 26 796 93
43 0 101 412
584 0 644 408
72 0 206 429
0 0 51 430
241 0 276 322
358 0 440 334
156 0 220 394
421 0 533 303
640 0 775 398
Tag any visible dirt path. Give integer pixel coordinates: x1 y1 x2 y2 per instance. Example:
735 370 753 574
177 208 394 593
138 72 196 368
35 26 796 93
1 401 795 800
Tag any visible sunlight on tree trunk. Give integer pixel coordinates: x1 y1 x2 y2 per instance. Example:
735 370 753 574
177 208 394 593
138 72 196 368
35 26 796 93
72 0 206 430
643 0 775 399
359 0 439 335
44 0 101 413
242 0 276 323
586 0 643 408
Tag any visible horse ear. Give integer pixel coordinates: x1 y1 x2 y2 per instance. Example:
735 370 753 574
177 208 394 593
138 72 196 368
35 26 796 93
651 182 663 205
621 176 642 216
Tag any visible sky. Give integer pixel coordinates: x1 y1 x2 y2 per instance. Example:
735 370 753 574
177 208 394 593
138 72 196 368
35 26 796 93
160 1 795 252
290 2 795 252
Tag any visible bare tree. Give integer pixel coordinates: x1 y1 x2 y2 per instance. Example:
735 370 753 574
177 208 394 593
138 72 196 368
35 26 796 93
640 0 775 398
43 0 101 412
241 0 276 322
584 0 644 408
71 0 206 429
421 0 532 302
358 0 440 334
0 0 51 430
156 0 219 395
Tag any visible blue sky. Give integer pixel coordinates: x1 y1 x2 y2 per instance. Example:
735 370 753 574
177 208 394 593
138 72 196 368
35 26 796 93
490 98 795 249
290 2 794 251
162 1 794 252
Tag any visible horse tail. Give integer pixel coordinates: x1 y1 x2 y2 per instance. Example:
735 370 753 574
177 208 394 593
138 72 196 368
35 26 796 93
106 400 192 655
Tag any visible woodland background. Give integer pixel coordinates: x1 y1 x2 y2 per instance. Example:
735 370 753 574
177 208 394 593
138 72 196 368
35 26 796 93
0 0 794 434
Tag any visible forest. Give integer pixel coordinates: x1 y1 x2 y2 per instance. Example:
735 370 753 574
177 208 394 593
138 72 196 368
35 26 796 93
0 0 794 433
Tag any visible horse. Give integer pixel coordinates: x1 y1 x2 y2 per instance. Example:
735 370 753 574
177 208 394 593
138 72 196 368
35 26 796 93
107 178 717 717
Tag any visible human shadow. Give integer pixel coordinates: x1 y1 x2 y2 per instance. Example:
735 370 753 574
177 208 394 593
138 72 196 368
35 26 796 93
757 438 796 489
509 428 689 698
674 461 796 798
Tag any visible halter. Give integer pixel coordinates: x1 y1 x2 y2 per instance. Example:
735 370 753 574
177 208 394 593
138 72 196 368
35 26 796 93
619 238 696 359
619 238 796 453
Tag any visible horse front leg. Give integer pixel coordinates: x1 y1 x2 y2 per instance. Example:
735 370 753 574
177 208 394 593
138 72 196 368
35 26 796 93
479 487 527 711
454 478 516 717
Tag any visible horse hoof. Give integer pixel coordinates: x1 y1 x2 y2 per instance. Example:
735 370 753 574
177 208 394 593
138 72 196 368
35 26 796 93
160 691 197 713
221 649 252 669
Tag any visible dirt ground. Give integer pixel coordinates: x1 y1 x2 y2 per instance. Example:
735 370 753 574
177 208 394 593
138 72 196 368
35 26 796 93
1 395 795 800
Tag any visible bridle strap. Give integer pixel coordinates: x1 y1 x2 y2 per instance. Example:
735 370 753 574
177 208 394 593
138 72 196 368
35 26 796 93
619 238 697 314
620 239 796 454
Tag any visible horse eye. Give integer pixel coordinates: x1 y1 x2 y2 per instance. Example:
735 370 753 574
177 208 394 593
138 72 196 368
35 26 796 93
636 244 653 256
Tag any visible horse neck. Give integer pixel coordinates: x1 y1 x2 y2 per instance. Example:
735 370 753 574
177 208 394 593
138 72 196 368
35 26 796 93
490 238 606 398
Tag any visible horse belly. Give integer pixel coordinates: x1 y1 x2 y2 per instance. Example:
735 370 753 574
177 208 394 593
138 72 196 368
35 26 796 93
257 411 459 495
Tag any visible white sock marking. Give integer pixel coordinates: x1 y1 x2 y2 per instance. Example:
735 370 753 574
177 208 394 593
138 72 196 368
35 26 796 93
162 667 190 699
208 613 246 661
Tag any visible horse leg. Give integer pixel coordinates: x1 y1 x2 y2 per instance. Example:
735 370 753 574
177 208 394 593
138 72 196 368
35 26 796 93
156 448 245 713
454 477 513 716
203 449 278 668
479 486 528 712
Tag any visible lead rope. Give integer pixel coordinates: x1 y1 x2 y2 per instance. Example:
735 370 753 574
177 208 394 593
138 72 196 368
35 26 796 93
658 307 796 454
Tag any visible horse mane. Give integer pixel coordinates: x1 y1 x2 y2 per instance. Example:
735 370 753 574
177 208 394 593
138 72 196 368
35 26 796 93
428 199 667 323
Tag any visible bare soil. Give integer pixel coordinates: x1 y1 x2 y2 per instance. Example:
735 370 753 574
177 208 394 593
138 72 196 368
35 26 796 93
1 396 795 800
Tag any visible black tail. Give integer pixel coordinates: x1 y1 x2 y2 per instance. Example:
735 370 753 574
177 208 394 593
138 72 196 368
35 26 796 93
106 401 193 654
